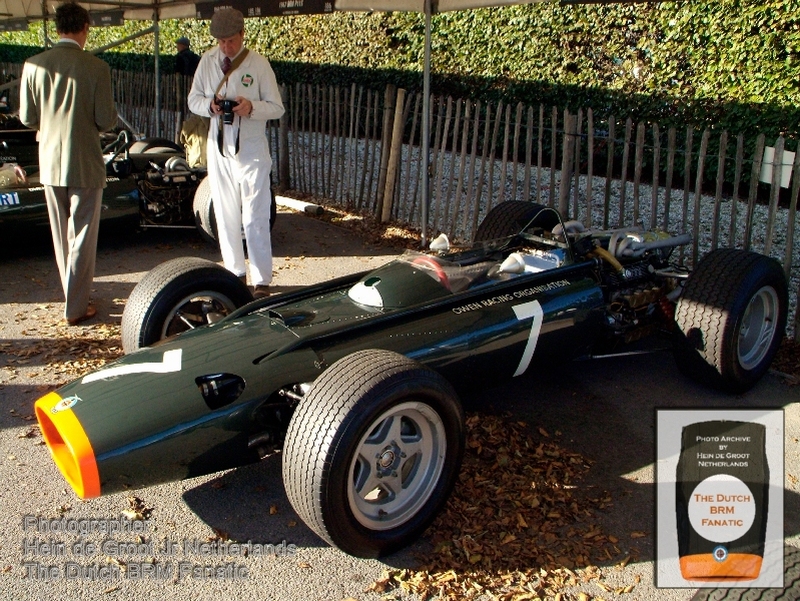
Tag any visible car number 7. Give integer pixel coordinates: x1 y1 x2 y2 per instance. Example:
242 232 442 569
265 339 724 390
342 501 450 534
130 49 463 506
512 300 544 377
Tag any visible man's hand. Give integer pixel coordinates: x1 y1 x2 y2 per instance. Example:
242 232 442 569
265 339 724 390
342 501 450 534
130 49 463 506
232 96 253 117
210 96 223 116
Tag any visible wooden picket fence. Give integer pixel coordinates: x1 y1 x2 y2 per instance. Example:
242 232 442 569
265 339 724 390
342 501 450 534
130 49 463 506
272 82 800 335
3 63 799 334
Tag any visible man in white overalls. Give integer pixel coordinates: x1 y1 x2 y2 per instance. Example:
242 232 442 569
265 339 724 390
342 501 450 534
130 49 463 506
188 8 284 298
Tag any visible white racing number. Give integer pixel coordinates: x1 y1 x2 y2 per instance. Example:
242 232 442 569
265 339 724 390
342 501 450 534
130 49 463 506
512 300 544 377
81 349 183 384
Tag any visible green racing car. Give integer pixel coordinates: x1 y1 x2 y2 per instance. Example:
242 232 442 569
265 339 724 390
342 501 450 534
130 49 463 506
34 200 787 557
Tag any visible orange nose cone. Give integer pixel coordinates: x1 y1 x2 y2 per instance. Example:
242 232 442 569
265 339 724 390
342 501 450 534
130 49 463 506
35 392 100 499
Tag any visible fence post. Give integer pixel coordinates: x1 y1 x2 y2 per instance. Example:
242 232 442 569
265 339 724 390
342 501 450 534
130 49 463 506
558 110 576 218
375 84 397 220
785 150 800 280
764 136 785 255
691 129 711 265
744 134 766 251
278 84 290 192
382 88 406 223
790 146 800 338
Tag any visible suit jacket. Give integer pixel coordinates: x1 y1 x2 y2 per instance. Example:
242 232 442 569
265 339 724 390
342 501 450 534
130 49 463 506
175 48 200 76
20 41 117 188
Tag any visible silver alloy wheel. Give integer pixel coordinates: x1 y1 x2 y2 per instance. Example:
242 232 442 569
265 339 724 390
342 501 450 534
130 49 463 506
738 285 779 371
160 291 238 339
347 401 447 531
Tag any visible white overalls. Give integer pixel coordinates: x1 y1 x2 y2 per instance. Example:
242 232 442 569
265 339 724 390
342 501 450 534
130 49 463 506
188 47 284 285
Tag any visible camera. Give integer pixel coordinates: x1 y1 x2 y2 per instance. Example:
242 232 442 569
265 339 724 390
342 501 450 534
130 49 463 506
216 98 239 125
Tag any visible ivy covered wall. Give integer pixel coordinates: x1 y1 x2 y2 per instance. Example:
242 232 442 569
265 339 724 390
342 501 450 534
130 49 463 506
2 1 798 141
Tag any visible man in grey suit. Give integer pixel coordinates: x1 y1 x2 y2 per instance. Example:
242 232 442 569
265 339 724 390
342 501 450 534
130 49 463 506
20 1 117 325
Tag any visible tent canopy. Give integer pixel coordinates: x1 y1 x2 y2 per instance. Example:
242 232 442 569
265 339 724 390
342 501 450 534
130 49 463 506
0 0 539 29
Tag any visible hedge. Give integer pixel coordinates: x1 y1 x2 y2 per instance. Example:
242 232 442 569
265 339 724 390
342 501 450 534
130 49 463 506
2 1 798 144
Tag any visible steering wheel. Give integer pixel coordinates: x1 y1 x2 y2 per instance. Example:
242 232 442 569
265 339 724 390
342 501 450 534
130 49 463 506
411 256 451 291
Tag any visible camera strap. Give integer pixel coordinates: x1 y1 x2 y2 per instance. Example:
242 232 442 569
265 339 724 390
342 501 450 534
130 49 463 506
215 49 249 157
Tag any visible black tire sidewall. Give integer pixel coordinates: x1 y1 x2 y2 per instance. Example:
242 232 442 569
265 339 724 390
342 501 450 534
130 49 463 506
474 200 558 242
122 258 252 352
129 137 183 154
719 259 788 389
192 178 217 244
193 178 276 242
675 249 788 392
283 350 465 558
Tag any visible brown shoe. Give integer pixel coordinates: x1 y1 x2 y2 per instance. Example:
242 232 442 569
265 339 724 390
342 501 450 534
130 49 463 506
253 285 270 299
66 304 97 326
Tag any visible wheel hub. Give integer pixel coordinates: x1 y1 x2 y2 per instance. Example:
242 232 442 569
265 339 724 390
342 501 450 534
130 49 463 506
376 442 402 474
738 285 779 371
347 402 448 531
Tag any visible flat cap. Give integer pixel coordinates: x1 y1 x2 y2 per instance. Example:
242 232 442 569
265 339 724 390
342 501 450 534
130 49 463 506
210 8 244 39
176 36 190 46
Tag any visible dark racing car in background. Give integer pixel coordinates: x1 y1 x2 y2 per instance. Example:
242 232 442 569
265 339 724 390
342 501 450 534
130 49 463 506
34 200 788 558
0 114 272 242
1 114 207 235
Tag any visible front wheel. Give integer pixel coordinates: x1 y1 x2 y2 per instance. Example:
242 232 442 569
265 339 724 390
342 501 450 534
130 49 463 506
282 350 465 558
121 257 253 353
674 249 788 392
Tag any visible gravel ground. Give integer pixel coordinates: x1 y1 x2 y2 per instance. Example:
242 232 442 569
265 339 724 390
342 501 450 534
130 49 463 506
1 205 798 601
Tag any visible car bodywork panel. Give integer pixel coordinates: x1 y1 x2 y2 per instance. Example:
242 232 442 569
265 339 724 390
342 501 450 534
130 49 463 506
37 239 612 496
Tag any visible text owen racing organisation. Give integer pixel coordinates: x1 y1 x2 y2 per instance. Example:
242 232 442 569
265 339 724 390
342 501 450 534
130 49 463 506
452 280 571 315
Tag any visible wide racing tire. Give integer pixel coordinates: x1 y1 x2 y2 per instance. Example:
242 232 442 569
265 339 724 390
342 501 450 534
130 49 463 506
121 257 253 353
673 249 787 393
142 146 181 155
192 177 218 244
473 200 560 242
690 544 800 601
129 137 183 154
192 177 278 245
282 349 465 558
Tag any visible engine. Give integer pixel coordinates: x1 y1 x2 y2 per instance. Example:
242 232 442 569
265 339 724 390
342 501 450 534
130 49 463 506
136 157 203 226
580 229 691 345
602 261 677 343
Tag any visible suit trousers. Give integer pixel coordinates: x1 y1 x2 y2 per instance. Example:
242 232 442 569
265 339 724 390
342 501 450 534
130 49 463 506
44 186 102 320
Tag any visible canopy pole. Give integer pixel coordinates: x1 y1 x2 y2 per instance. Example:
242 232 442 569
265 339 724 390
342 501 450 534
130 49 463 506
153 8 161 138
40 0 50 48
420 0 432 248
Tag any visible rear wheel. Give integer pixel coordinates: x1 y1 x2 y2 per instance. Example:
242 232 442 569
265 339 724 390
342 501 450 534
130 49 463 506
121 257 253 353
674 249 787 392
192 177 278 245
690 545 800 601
283 349 464 558
474 200 560 242
129 137 183 154
192 177 217 244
